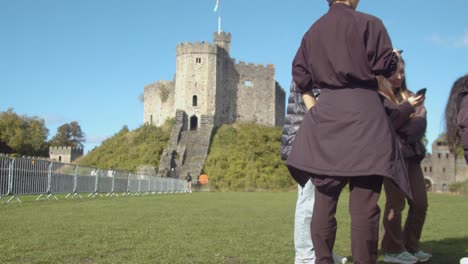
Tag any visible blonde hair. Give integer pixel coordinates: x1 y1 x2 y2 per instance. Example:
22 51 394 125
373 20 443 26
377 60 411 103
396 60 411 100
377 76 399 104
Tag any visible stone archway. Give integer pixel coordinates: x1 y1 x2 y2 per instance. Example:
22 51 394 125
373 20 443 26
424 177 433 191
190 115 198 131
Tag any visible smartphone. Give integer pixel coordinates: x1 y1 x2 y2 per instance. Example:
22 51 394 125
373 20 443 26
416 88 427 97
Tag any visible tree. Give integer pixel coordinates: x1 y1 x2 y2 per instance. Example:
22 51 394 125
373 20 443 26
50 121 85 148
0 108 49 156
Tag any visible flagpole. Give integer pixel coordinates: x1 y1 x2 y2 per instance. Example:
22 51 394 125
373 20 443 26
214 0 222 34
219 0 222 33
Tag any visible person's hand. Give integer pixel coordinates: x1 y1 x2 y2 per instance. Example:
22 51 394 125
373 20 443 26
393 49 402 60
407 95 425 107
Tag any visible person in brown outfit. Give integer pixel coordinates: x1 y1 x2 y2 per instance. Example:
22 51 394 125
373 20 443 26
445 74 468 163
287 0 411 263
376 61 431 263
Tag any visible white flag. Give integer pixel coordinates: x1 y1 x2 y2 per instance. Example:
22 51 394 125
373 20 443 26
214 0 219 12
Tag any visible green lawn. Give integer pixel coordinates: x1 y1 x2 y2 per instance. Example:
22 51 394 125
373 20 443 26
1 192 467 263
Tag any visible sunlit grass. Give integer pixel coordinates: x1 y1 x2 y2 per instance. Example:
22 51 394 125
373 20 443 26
0 192 467 263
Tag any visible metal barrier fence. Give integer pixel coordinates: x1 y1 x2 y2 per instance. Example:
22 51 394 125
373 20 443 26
0 155 188 204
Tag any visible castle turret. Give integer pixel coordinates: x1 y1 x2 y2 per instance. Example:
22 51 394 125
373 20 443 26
213 32 231 54
174 40 218 130
49 146 83 163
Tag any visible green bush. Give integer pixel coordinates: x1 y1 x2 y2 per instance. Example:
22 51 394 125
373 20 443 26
76 121 173 172
204 122 295 191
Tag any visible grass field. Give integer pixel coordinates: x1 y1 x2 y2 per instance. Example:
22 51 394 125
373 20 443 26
1 192 467 264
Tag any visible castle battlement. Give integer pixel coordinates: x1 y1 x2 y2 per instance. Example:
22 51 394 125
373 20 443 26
176 41 217 55
49 145 84 163
235 61 275 73
49 146 83 152
213 32 231 42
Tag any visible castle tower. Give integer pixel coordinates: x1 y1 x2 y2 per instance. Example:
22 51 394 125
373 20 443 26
213 32 231 54
49 146 83 164
175 40 218 130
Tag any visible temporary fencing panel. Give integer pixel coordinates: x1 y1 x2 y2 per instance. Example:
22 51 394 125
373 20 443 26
10 158 49 196
98 169 113 194
1 156 191 203
50 163 76 195
127 174 140 194
113 170 129 193
76 166 97 194
0 156 10 200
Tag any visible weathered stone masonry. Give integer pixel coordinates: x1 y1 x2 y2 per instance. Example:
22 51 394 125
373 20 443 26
144 32 285 179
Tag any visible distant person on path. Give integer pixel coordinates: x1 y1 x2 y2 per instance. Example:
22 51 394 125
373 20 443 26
185 173 192 193
281 81 347 264
376 58 431 263
445 74 468 163
287 0 409 262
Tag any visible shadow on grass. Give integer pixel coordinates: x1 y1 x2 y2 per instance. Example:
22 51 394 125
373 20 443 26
375 237 468 264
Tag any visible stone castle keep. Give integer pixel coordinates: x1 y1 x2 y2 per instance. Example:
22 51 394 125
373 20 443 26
144 32 285 178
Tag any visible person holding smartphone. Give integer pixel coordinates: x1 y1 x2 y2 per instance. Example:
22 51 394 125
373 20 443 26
287 0 411 263
376 57 431 263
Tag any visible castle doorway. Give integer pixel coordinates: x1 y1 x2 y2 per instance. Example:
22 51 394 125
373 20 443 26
190 115 198 130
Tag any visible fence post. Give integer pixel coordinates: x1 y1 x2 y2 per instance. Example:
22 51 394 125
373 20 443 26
7 158 21 204
36 162 58 201
88 168 100 198
107 171 116 197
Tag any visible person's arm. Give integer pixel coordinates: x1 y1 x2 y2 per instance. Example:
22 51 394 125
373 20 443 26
292 37 314 94
366 18 399 78
302 91 316 110
457 95 468 163
398 92 427 143
382 97 415 130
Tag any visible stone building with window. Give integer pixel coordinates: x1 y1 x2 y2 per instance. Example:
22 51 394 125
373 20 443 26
142 32 285 179
421 140 468 191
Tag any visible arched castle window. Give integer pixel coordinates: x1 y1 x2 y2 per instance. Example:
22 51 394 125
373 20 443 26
430 166 432 172
196 58 202 64
438 153 441 159
446 153 449 158
424 167 427 173
193 95 198 107
59 156 62 162
443 168 446 173
190 115 198 131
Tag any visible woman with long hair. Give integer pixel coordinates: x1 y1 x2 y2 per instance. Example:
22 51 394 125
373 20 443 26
376 60 431 263
445 74 468 162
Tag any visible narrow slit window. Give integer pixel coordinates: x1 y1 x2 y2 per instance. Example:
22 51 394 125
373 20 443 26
196 58 202 63
193 95 198 106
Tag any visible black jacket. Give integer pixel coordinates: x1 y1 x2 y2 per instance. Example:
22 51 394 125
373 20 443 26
280 82 319 160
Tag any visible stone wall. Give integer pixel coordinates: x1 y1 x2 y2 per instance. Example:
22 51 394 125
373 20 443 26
234 62 278 126
421 141 464 191
49 146 83 164
144 80 175 126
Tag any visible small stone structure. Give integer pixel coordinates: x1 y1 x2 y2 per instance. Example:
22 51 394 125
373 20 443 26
421 140 468 191
49 146 83 164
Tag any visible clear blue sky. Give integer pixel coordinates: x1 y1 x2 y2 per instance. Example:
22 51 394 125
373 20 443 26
1 0 467 153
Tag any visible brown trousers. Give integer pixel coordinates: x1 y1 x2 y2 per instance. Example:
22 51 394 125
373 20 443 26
309 173 383 264
381 159 428 253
